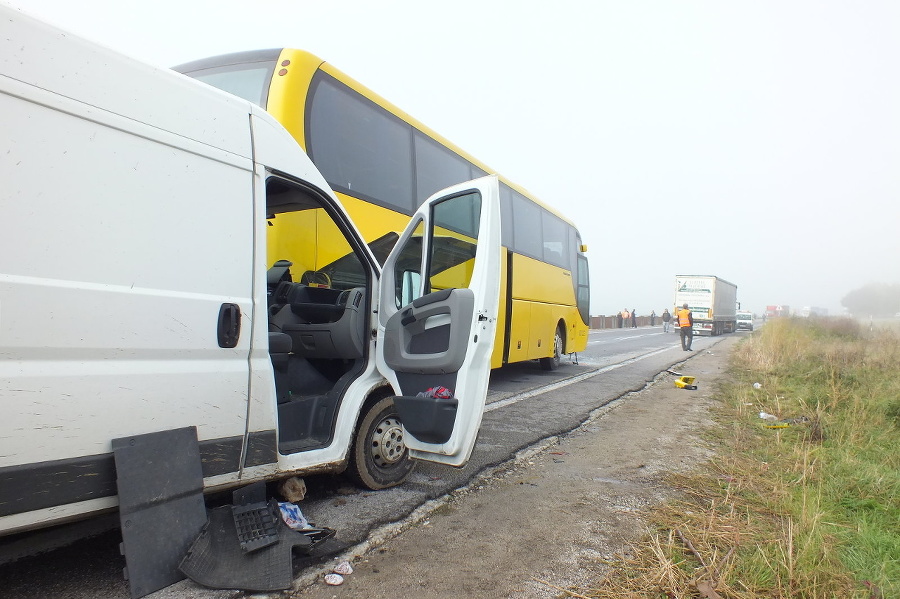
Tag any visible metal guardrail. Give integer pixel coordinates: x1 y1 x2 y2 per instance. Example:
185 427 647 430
590 315 659 329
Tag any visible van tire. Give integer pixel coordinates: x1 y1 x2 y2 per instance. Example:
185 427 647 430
540 326 564 371
349 396 414 489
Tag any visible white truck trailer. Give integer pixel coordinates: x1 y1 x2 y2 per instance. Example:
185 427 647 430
674 275 738 336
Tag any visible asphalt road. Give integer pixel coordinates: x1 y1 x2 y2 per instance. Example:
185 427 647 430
0 325 739 599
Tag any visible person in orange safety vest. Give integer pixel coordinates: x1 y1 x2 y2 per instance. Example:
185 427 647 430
676 303 693 351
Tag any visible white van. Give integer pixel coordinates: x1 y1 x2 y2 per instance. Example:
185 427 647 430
736 310 754 331
0 6 500 539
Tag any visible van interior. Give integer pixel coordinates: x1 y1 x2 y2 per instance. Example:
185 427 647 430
264 178 372 454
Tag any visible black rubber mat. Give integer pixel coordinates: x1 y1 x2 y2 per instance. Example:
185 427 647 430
180 505 334 591
112 427 207 599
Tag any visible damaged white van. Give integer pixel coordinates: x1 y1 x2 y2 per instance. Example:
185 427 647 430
0 6 500 540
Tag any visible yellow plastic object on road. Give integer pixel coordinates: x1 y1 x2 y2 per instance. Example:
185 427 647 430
674 376 697 390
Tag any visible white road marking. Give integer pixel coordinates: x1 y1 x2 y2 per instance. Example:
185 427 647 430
484 345 677 413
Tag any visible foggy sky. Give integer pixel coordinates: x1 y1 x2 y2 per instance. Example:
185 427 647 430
9 0 899 316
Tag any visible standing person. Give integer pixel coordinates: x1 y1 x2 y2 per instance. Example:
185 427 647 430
616 311 623 328
650 310 657 326
662 308 671 333
631 308 637 328
676 303 693 351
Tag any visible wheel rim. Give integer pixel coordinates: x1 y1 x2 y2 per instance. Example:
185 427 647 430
370 416 405 467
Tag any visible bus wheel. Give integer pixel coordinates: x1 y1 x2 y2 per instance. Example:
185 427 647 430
349 396 414 490
540 326 563 371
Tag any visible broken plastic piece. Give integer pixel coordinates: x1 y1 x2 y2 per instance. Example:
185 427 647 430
232 500 281 553
333 561 353 575
674 376 697 390
180 506 334 592
278 501 310 530
764 415 810 429
325 573 344 586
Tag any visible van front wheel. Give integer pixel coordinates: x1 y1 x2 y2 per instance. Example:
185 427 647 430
349 396 414 490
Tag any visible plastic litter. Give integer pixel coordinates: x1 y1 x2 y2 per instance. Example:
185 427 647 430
333 561 353 575
753 382 762 389
758 411 778 421
278 502 311 530
674 375 697 390
764 416 810 429
324 573 344 586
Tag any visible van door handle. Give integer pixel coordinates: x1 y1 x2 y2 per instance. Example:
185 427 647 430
217 303 241 348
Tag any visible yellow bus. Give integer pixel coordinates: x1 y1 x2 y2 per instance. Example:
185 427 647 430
175 49 590 370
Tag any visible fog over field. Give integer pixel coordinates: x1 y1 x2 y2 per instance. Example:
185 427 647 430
12 0 899 316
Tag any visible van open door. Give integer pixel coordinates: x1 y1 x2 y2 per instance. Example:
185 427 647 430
376 176 501 466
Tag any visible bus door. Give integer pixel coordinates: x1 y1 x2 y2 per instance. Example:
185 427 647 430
376 176 501 466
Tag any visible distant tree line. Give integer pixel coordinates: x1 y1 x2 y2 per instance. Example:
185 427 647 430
841 282 900 317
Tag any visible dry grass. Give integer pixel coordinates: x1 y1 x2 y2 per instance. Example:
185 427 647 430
576 318 899 599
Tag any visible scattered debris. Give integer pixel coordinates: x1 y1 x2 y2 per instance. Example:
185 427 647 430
278 477 307 502
324 573 344 586
333 560 353 575
674 376 697 390
416 385 454 399
758 411 778 421
232 498 281 552
764 416 811 429
278 501 311 530
180 481 335 592
752 382 762 389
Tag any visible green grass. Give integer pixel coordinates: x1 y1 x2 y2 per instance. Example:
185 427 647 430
585 318 900 598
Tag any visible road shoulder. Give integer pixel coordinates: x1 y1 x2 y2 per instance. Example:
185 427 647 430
293 336 739 598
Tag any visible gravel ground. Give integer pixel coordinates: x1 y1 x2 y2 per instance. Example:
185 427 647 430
291 337 737 598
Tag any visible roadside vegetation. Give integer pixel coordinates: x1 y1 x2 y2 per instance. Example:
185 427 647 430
582 317 899 599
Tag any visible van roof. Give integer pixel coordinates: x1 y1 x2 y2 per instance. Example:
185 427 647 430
3 6 258 159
